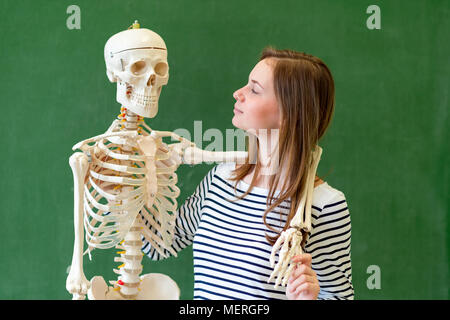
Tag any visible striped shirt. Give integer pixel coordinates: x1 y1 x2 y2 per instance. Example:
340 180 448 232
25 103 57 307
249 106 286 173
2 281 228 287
142 162 354 300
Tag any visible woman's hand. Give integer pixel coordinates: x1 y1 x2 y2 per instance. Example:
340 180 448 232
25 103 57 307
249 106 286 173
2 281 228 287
286 253 320 300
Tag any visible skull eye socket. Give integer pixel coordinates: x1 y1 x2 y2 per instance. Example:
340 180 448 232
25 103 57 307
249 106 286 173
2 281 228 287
130 61 147 75
154 62 168 76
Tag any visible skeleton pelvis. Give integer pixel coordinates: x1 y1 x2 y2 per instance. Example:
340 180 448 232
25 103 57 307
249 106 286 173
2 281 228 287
87 274 180 300
137 273 180 300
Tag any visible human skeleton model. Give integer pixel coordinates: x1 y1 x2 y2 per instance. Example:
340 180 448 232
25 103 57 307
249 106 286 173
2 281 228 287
65 21 323 299
65 22 247 300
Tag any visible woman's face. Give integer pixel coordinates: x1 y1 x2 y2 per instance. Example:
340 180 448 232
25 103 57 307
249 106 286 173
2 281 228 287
232 58 281 133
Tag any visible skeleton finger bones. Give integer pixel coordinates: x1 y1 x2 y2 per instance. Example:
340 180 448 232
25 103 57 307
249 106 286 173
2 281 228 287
267 145 323 288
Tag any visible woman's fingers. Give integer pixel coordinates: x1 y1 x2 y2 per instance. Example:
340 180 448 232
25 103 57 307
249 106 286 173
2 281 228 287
294 281 320 296
291 253 312 266
288 274 315 292
288 263 316 282
286 253 320 300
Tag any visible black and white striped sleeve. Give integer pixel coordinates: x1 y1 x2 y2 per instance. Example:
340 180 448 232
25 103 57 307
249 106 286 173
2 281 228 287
142 165 217 261
305 192 354 300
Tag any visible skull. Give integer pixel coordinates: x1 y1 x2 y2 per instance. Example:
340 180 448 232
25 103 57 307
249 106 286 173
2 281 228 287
104 27 169 118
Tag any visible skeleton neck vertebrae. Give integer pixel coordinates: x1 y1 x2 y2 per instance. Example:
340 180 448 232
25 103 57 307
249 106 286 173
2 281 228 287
118 106 144 131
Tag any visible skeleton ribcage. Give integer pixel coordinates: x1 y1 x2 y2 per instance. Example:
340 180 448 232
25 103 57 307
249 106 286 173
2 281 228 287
83 132 180 256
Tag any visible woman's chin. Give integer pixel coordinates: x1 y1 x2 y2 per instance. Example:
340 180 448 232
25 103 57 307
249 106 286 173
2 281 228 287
232 115 240 128
232 114 251 132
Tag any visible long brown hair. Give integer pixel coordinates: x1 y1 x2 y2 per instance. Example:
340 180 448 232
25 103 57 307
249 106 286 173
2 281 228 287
229 46 335 247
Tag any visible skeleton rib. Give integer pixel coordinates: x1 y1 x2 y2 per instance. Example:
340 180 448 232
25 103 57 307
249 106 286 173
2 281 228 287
85 233 122 249
84 184 145 212
88 176 144 201
140 206 165 236
89 170 145 186
140 219 176 258
83 195 130 224
155 164 177 174
98 139 146 161
84 222 122 244
84 213 117 235
154 194 177 213
84 199 115 223
105 136 139 148
147 202 175 242
155 149 170 161
91 152 146 175
157 185 180 198
157 173 178 186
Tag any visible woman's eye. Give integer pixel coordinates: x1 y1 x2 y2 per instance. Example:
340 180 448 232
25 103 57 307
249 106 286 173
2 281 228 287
251 88 258 94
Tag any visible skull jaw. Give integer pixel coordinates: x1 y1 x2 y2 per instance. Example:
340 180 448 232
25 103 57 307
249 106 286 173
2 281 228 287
116 82 159 118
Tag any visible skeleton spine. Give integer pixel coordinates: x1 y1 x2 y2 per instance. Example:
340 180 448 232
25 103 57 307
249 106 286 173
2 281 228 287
114 106 145 298
115 217 143 298
119 106 144 132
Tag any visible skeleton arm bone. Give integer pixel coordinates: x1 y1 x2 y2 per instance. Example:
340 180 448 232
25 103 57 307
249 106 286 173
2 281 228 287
66 153 91 300
181 146 248 165
144 130 249 165
150 130 194 144
268 145 323 288
290 146 322 231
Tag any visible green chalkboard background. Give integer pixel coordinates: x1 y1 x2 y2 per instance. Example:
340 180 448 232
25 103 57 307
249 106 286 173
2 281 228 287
0 0 448 300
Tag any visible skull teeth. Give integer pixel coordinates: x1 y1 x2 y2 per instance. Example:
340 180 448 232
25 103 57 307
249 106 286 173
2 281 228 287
130 92 155 107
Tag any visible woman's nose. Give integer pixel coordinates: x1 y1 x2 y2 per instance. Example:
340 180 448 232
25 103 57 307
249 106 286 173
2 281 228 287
233 89 244 102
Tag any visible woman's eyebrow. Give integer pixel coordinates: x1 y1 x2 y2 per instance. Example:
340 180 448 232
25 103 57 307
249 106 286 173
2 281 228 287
250 79 264 89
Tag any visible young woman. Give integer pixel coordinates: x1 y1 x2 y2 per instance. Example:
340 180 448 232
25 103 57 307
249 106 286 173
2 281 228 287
143 47 354 300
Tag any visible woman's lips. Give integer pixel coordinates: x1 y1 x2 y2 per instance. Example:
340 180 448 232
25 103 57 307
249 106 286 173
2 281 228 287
234 106 243 114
